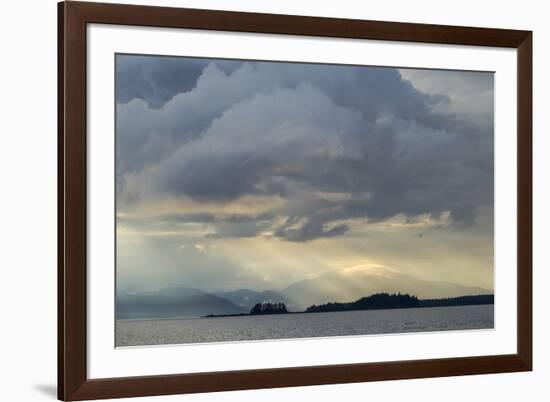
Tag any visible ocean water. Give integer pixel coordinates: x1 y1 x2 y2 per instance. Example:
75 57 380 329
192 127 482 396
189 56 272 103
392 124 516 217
116 304 494 347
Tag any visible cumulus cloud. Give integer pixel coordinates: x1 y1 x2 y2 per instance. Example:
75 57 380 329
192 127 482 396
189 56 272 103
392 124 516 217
116 54 241 107
116 56 493 243
399 68 494 126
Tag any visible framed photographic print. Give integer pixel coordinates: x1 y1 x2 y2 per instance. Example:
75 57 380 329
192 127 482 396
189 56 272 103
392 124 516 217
58 1 532 400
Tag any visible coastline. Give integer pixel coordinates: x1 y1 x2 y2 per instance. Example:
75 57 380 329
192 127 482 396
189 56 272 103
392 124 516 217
202 299 494 318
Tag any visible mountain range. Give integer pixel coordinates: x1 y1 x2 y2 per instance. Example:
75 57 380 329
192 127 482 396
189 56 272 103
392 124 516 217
282 266 490 310
117 287 247 319
117 266 491 319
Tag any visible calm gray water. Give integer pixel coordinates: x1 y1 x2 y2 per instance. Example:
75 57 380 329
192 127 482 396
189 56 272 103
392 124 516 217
116 304 493 347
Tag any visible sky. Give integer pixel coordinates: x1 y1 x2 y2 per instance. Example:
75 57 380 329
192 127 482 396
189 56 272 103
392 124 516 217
115 54 494 299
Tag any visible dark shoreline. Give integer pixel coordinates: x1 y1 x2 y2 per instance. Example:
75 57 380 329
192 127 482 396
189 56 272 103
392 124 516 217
203 300 494 318
204 311 301 318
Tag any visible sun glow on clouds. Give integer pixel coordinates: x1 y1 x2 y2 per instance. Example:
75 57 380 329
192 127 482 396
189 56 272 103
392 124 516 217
115 55 494 297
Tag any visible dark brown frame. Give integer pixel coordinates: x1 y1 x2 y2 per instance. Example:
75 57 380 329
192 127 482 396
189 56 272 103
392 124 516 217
58 1 532 400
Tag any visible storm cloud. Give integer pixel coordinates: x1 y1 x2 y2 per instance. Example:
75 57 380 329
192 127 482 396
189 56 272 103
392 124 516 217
116 56 493 244
116 54 241 108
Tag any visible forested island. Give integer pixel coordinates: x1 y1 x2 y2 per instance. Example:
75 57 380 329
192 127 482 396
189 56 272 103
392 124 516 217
304 293 494 313
204 302 289 317
204 293 493 317
250 302 288 314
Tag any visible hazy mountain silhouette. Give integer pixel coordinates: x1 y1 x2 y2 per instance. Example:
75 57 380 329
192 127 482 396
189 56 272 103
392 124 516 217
117 267 491 319
282 266 491 310
117 287 247 319
215 289 297 311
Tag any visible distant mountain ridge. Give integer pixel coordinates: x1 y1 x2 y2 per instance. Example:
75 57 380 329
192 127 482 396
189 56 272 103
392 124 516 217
282 266 491 310
117 287 296 319
117 266 492 319
117 287 247 319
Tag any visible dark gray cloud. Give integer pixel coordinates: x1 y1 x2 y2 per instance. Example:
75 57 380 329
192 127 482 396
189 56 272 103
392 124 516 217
150 84 363 201
116 54 241 108
116 56 493 242
274 216 350 242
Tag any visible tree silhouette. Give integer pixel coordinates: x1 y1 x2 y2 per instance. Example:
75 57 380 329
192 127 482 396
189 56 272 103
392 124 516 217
250 302 288 315
305 293 493 313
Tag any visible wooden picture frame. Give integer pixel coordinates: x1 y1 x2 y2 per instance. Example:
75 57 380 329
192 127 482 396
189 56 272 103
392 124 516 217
58 1 532 400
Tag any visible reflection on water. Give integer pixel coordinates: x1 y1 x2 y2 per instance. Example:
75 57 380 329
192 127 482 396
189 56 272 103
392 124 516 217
116 304 494 347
